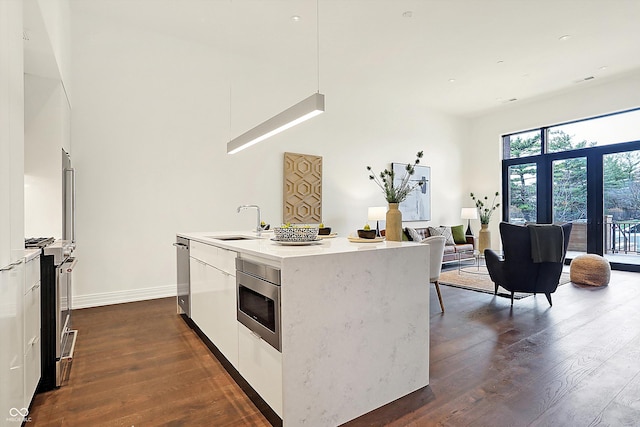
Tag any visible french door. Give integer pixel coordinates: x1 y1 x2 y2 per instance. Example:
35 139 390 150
503 142 640 272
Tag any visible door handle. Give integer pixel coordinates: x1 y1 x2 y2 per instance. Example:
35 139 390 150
0 259 24 271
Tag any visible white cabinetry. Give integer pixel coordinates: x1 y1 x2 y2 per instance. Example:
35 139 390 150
190 241 238 368
238 323 283 417
0 261 25 421
23 255 41 408
0 0 24 269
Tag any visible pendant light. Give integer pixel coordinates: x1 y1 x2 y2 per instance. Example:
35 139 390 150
227 93 324 154
227 0 325 155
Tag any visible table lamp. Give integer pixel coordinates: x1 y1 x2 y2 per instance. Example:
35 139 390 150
368 206 387 237
461 207 478 236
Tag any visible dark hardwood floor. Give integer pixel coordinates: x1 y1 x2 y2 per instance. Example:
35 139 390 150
29 298 270 426
29 270 640 426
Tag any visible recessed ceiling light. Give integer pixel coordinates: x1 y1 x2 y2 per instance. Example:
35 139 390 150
402 11 413 18
291 15 301 22
496 60 504 64
599 66 608 70
558 34 571 41
448 78 456 83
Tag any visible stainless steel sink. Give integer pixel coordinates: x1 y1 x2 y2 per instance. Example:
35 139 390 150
207 235 258 241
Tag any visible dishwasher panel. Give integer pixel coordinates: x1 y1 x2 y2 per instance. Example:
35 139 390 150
174 237 190 317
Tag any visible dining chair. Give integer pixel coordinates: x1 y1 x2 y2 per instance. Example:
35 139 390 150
423 235 447 312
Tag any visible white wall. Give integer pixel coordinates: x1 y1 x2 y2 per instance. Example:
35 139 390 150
70 10 468 307
36 0 72 103
468 72 640 248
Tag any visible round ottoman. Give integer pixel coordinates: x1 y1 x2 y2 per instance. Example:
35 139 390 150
570 254 611 286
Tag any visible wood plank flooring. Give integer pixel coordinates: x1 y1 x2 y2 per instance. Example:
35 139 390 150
28 270 640 426
29 299 270 427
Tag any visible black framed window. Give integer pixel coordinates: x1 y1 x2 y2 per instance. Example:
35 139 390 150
501 108 640 271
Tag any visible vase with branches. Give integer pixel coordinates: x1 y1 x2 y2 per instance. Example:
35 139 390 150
366 151 425 241
367 151 425 203
470 192 501 224
471 191 500 253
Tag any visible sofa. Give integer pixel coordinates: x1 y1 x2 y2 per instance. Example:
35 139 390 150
403 226 476 264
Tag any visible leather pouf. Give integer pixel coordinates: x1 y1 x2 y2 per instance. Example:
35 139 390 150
570 254 611 286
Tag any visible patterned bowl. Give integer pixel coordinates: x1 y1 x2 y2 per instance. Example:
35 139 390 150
273 226 319 242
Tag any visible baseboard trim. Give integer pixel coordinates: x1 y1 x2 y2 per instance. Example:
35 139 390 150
73 285 176 309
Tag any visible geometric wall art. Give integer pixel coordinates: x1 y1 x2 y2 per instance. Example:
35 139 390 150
283 152 322 223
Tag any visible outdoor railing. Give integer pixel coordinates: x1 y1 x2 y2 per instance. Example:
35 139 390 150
605 221 640 254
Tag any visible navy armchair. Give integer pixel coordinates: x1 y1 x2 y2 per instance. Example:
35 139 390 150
485 222 572 306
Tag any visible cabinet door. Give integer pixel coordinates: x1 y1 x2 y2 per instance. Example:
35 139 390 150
23 277 40 354
0 263 25 417
190 241 236 275
190 257 238 368
24 341 40 409
23 256 41 407
1 0 24 268
238 324 283 417
207 267 238 368
189 257 208 326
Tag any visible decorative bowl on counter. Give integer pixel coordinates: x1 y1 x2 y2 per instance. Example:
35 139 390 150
273 225 319 242
357 229 377 239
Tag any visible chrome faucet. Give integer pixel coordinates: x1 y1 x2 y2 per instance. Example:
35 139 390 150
237 205 261 236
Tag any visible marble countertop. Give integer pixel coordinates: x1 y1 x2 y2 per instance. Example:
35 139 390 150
24 249 41 262
177 230 419 262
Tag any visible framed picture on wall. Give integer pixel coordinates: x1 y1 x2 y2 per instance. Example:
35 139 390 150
392 163 431 221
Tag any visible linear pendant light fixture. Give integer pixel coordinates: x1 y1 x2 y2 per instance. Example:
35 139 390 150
227 0 325 155
227 92 325 154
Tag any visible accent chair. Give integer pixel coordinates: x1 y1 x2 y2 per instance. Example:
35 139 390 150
485 222 572 306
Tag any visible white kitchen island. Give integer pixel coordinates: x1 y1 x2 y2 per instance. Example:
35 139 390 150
177 231 430 427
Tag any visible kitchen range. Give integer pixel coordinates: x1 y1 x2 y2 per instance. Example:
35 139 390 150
25 238 77 391
175 230 430 427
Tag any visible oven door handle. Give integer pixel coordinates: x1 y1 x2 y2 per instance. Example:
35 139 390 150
63 257 78 273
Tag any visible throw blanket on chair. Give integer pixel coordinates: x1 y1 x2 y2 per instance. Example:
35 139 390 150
527 224 565 263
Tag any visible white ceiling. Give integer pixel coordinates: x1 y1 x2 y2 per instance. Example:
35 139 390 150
65 0 640 117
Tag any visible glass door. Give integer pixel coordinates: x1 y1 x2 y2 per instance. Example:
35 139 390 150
507 162 537 225
603 149 640 260
552 157 588 254
502 109 640 271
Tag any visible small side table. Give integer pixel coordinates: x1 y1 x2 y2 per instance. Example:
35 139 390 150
457 249 477 274
458 250 501 275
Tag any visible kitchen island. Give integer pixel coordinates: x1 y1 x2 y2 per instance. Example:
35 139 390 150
177 231 430 427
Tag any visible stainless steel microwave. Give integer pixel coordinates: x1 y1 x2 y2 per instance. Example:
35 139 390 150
236 258 281 351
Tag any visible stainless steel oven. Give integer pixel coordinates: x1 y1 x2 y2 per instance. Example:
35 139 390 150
57 255 77 383
33 239 77 391
236 258 281 351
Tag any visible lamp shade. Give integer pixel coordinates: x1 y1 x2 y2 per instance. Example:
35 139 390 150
368 206 387 221
461 207 478 220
